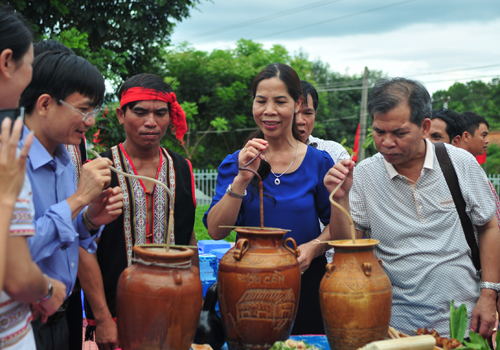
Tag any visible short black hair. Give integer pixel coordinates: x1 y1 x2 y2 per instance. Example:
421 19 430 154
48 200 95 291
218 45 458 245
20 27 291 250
0 5 33 62
431 108 464 141
20 51 105 114
301 80 319 111
34 39 74 57
461 111 489 136
368 77 431 127
118 73 173 112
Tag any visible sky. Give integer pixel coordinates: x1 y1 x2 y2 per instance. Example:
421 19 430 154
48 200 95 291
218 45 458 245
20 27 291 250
170 0 500 95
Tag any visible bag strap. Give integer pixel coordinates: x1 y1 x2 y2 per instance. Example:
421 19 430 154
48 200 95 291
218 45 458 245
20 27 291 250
434 142 481 271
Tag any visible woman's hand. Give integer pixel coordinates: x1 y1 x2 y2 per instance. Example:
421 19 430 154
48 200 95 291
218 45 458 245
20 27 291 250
297 241 324 273
237 138 267 182
0 117 33 208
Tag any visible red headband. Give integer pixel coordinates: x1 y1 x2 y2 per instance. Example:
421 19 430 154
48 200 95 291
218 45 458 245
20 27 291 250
120 87 187 144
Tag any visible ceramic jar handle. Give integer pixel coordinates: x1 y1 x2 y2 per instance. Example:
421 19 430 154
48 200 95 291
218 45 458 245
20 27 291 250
233 238 249 261
283 237 300 258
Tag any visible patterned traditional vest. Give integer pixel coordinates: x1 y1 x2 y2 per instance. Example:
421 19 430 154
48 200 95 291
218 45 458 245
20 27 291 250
110 144 177 266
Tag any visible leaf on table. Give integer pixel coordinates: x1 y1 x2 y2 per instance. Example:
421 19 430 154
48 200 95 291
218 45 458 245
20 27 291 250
450 300 468 343
464 332 491 350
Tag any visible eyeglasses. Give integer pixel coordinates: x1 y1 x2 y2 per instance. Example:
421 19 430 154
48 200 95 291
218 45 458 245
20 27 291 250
59 100 102 122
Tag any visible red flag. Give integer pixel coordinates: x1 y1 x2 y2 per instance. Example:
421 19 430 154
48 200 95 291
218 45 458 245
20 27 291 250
352 123 361 162
476 151 487 165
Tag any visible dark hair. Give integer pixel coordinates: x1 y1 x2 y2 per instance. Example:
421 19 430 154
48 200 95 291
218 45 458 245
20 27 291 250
0 5 33 62
34 39 74 57
20 51 105 114
368 77 431 127
301 80 319 111
247 63 302 143
118 73 173 112
461 111 489 136
430 108 464 142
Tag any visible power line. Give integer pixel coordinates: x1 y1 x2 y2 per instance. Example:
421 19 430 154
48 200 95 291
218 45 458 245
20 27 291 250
255 0 418 40
316 74 499 92
180 0 342 41
422 74 500 85
409 64 500 78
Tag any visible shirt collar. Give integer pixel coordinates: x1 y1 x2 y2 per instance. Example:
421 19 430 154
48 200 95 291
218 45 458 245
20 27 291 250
21 125 71 171
307 135 319 147
383 138 435 179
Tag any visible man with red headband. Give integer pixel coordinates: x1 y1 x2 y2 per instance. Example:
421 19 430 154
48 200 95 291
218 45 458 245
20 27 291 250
79 74 197 349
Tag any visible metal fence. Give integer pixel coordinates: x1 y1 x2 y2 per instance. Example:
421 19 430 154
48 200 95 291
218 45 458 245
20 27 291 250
194 170 500 206
488 174 500 195
193 169 218 206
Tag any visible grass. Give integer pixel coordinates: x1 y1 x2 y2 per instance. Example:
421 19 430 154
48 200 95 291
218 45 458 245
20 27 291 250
194 204 237 242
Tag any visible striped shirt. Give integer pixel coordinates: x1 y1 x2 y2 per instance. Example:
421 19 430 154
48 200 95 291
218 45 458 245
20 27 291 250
350 139 496 336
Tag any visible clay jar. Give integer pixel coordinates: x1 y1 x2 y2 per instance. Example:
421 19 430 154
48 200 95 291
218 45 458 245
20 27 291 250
117 245 202 350
319 239 392 350
217 227 301 350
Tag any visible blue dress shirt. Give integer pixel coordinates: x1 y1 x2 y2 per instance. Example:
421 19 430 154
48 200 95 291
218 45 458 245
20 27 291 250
20 125 99 297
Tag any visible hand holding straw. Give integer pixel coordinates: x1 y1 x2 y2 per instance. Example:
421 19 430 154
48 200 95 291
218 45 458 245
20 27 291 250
328 156 357 244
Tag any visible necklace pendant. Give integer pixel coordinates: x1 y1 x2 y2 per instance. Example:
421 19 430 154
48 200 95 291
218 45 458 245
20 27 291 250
274 178 280 185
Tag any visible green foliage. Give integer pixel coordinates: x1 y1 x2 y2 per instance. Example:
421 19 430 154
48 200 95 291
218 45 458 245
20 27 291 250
449 300 468 343
86 104 126 152
163 40 376 168
7 0 201 86
483 144 500 174
363 127 375 150
449 301 498 350
463 331 492 350
194 204 236 242
432 79 500 130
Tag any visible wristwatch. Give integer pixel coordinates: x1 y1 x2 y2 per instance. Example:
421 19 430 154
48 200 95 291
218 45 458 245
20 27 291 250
226 184 247 199
479 281 500 293
38 274 53 302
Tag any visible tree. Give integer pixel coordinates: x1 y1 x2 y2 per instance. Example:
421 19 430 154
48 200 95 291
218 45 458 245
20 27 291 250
432 79 500 174
161 40 292 168
5 0 201 85
432 79 500 129
87 39 381 168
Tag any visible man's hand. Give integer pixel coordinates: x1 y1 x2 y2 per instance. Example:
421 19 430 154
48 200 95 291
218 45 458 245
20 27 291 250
96 316 119 350
470 289 498 338
324 159 355 198
32 277 66 323
76 158 113 205
86 187 124 227
0 117 33 207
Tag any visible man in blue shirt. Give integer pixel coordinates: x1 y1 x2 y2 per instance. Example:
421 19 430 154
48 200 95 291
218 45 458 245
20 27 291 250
19 51 124 350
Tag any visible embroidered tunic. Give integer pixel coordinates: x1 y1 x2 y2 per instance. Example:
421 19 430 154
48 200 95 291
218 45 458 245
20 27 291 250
0 173 36 349
85 144 196 320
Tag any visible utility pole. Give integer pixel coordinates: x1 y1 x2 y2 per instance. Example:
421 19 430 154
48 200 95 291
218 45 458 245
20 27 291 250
358 67 369 162
443 96 450 109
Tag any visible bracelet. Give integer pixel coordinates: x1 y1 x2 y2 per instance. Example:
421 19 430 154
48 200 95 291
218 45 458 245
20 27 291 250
83 209 100 231
38 274 53 302
314 239 327 254
479 281 500 292
226 184 247 199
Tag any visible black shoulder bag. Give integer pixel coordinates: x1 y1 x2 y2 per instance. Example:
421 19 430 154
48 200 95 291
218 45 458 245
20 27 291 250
434 142 481 271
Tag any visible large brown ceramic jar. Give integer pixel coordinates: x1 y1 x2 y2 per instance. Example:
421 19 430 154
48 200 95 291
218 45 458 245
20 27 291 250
117 245 202 350
319 239 392 350
218 227 301 350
